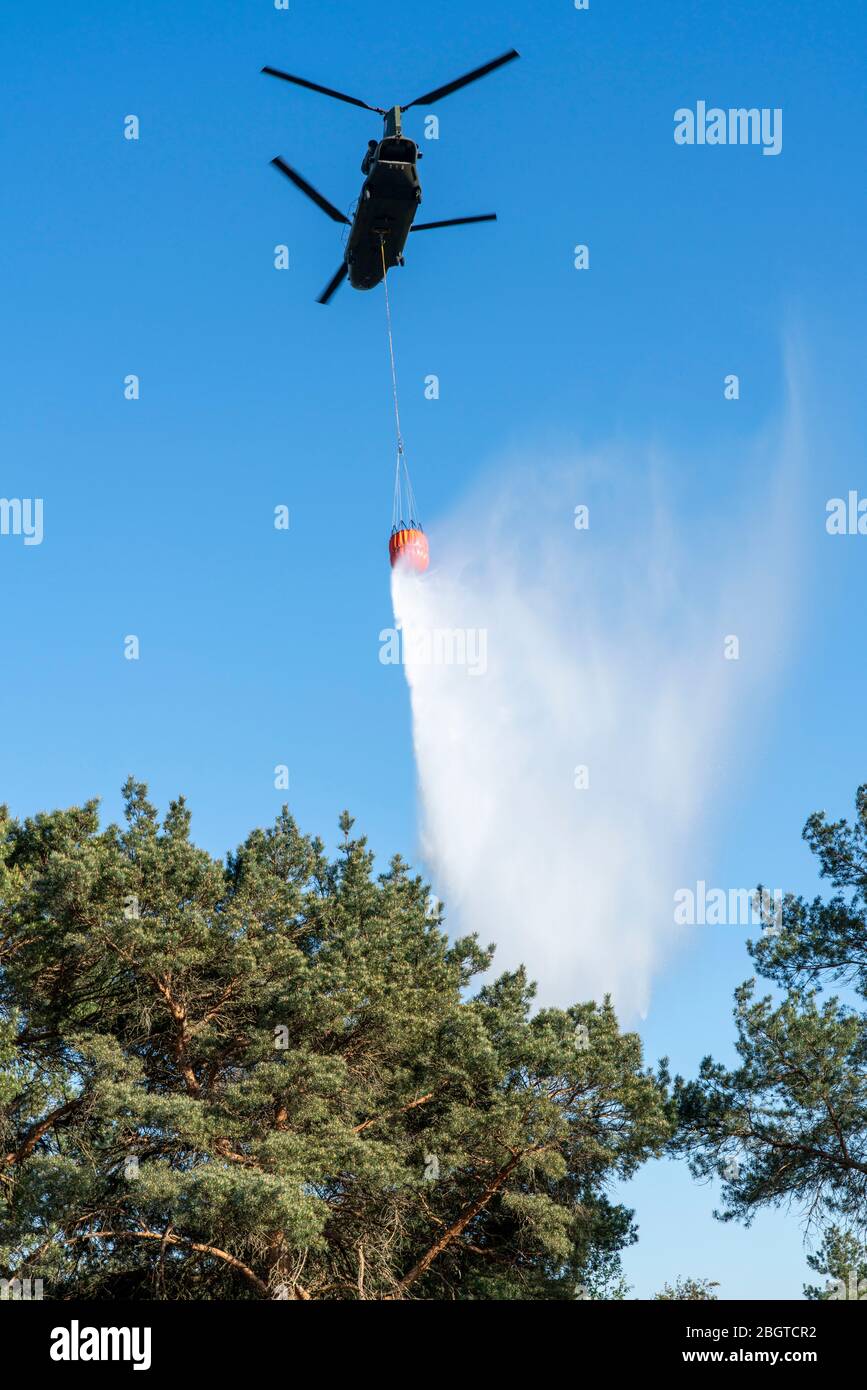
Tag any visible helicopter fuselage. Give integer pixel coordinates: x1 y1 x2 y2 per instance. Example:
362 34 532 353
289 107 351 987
263 49 518 302
346 136 421 289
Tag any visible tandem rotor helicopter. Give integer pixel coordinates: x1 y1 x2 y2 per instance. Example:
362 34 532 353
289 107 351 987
261 49 520 303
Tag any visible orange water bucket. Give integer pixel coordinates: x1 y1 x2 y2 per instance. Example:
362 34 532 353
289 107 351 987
388 527 429 572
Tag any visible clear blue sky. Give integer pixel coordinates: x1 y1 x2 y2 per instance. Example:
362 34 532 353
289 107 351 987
3 0 866 1297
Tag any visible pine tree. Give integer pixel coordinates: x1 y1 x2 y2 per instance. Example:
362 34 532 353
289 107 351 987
674 783 867 1239
1 781 673 1300
804 1226 867 1300
653 1277 719 1300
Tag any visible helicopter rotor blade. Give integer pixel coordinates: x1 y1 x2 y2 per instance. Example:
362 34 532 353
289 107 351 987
401 50 519 112
317 262 349 305
262 66 384 115
411 214 498 232
270 158 351 224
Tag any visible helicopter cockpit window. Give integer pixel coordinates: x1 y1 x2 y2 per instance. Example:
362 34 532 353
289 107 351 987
378 140 416 164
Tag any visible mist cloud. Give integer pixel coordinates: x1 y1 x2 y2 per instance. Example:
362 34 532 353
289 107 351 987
392 405 804 1017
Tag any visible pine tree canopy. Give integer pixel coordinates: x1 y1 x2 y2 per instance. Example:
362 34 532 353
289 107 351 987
803 1225 867 1300
0 781 672 1300
652 1276 719 1301
674 783 867 1234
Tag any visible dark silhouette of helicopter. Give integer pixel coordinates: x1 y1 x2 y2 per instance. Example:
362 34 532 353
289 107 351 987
262 50 519 303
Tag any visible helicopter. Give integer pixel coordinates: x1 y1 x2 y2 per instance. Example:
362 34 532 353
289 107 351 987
261 49 519 303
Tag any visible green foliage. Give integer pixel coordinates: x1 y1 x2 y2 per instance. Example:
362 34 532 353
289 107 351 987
653 1276 719 1300
674 783 867 1235
0 782 673 1300
803 1226 867 1300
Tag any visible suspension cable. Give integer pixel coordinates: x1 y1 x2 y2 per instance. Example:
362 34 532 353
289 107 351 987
380 238 419 531
381 238 403 459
